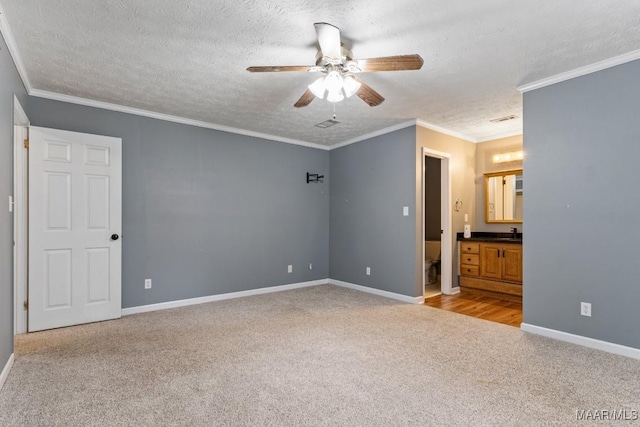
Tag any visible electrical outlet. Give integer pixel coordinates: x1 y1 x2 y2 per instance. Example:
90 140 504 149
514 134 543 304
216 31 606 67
144 279 152 290
581 302 591 317
366 267 371 276
287 265 293 273
308 263 313 270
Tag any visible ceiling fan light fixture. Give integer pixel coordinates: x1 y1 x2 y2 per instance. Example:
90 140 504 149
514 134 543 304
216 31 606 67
343 75 361 98
324 71 344 93
326 90 344 103
308 77 326 98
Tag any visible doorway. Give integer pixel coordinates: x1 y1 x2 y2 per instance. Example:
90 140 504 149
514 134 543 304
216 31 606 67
421 147 453 299
13 96 29 335
423 156 441 298
13 119 123 333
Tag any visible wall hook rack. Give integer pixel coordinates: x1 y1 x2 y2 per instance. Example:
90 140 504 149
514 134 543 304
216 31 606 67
306 173 324 183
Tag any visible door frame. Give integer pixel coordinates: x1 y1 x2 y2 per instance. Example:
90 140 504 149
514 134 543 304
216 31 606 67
13 95 29 335
422 147 454 297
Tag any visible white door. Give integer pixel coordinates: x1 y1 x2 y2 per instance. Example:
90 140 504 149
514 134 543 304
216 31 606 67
28 126 122 332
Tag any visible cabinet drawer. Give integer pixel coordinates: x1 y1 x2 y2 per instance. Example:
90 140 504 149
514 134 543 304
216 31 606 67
460 265 479 276
461 242 479 254
461 254 479 265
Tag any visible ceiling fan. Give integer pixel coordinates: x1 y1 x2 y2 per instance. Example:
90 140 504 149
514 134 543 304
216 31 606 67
247 22 424 108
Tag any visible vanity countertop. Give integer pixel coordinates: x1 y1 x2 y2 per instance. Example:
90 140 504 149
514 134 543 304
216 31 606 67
456 232 522 244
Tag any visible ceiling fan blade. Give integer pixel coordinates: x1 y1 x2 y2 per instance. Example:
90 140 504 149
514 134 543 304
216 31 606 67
314 22 342 62
354 54 424 72
294 89 315 108
246 65 316 73
354 77 385 107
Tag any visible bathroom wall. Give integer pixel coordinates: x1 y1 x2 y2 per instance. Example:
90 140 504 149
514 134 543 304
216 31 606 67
523 59 640 349
474 135 523 232
415 126 476 294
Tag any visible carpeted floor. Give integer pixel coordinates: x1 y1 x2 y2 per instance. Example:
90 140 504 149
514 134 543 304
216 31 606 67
1 284 639 426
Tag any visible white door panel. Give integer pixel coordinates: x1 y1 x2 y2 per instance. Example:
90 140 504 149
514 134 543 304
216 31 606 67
29 126 122 332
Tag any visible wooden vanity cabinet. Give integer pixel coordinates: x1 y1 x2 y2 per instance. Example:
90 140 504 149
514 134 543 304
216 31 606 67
459 242 480 277
480 243 522 282
460 241 522 300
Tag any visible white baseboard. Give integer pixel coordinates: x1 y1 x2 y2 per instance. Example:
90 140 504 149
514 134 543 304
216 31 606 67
0 353 14 391
446 286 461 295
329 279 423 304
122 279 328 316
520 323 640 360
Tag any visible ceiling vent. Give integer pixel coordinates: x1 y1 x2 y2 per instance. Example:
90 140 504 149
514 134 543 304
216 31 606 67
489 115 518 123
315 119 340 128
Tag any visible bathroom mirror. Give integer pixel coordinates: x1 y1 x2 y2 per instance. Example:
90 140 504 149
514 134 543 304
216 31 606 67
485 169 523 223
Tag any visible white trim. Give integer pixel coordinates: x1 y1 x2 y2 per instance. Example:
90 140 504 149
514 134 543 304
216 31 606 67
329 279 423 304
520 323 640 360
421 147 454 296
449 286 460 295
13 96 29 336
329 120 418 149
13 94 29 125
517 49 640 93
29 89 330 151
476 131 523 143
329 119 477 151
122 279 328 316
0 3 32 92
0 353 14 391
0 6 480 152
415 119 477 143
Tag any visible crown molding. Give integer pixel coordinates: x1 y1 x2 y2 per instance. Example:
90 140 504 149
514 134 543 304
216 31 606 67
328 120 418 150
476 130 523 143
415 119 477 143
328 118 477 150
0 4 328 151
0 2 32 92
30 89 330 150
518 49 640 93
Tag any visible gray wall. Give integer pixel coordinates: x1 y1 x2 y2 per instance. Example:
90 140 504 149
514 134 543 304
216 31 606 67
523 60 640 349
330 127 417 297
0 34 28 370
28 98 330 308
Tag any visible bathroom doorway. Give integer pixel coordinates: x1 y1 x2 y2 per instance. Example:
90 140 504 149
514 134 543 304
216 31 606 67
424 156 442 298
421 147 452 300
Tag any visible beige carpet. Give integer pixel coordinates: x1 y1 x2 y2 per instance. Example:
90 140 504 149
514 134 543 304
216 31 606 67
1 285 639 426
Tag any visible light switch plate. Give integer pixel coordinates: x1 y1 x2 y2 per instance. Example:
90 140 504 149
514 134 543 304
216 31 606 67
403 206 409 216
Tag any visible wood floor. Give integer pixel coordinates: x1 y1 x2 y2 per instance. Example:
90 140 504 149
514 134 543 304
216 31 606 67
424 292 522 327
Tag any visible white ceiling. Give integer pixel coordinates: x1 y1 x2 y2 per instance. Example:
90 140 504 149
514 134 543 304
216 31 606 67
2 0 640 146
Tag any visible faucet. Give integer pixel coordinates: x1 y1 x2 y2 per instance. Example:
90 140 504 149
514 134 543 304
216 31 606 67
510 227 518 239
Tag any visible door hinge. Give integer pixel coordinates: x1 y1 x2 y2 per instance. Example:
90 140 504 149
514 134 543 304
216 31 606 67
23 300 28 310
24 139 29 149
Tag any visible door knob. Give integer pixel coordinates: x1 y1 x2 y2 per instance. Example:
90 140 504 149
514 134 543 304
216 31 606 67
110 234 119 241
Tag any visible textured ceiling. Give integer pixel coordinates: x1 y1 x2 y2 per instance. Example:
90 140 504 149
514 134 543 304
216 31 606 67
3 0 640 146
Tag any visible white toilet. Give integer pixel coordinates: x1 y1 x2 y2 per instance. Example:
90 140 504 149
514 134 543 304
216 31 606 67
424 240 442 284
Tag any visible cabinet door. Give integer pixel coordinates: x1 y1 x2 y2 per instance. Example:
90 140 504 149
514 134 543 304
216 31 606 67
502 244 523 282
480 243 502 279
